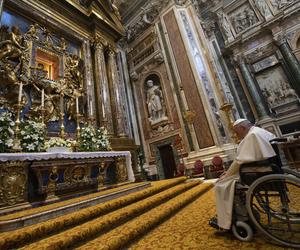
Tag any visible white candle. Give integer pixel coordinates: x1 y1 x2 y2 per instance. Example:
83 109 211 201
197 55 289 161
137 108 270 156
18 82 23 103
41 89 45 108
76 97 79 113
102 104 105 119
90 101 93 116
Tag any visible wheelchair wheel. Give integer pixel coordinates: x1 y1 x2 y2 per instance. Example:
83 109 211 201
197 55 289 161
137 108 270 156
232 221 254 242
246 174 300 248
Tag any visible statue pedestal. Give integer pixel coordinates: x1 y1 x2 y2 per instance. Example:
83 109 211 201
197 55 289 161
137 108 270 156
149 116 169 126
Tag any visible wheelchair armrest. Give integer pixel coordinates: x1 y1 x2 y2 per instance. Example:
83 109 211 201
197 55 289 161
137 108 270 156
239 159 280 186
270 137 287 143
240 159 273 169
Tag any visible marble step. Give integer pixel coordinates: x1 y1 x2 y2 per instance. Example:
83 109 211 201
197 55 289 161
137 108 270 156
76 182 213 250
21 180 198 250
0 182 151 232
0 177 187 249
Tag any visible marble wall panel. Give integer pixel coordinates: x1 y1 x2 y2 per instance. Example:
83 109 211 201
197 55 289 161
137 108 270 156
163 10 214 149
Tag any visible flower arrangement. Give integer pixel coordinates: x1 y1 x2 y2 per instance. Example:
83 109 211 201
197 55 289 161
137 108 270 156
44 137 76 152
78 125 111 152
20 120 46 152
0 111 15 153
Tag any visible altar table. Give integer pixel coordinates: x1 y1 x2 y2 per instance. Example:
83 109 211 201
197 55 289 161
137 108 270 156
0 151 134 208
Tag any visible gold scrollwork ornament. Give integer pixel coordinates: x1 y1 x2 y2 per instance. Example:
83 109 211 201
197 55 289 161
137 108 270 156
116 157 127 183
97 161 106 188
0 162 27 206
47 166 58 196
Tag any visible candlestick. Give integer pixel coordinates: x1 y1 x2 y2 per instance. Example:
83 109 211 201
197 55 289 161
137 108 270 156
18 82 23 103
76 97 79 113
41 89 45 108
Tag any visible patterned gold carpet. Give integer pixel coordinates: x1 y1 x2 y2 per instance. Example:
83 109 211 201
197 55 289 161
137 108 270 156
129 188 291 250
0 182 145 221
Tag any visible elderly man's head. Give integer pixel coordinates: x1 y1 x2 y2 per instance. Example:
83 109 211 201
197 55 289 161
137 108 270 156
233 119 253 140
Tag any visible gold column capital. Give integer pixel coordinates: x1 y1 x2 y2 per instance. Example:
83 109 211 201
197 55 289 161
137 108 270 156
93 35 107 50
107 44 117 56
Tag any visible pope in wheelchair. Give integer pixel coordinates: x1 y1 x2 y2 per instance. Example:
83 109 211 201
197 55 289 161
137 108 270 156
209 119 300 249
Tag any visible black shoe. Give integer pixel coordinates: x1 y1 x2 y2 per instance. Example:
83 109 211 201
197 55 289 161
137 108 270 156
209 217 220 230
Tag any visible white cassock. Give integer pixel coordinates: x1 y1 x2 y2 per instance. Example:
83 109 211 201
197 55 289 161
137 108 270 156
215 126 276 229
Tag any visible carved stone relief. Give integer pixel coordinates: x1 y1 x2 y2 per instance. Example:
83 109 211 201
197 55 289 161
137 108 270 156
270 0 295 11
254 0 273 18
151 123 174 137
217 11 234 42
245 43 276 63
126 0 171 42
252 54 278 72
229 4 259 34
201 21 216 39
256 65 299 112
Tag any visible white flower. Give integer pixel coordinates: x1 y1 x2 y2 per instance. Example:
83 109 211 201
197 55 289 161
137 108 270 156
6 138 13 147
27 144 35 151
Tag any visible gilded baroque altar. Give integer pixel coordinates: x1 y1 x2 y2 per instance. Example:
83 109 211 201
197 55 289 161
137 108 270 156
0 0 138 210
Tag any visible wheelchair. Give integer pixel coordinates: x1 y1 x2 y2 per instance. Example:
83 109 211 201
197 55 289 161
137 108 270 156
230 138 300 248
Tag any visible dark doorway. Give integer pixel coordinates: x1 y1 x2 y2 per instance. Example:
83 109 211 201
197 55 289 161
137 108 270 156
158 144 177 179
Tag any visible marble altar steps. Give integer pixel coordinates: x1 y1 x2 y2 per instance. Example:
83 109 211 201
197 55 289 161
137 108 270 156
76 182 213 250
0 182 151 232
21 179 211 250
0 177 213 250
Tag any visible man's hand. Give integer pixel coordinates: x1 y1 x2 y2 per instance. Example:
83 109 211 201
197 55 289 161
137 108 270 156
216 171 227 183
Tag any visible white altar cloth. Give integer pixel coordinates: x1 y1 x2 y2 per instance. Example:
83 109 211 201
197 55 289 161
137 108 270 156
0 151 135 182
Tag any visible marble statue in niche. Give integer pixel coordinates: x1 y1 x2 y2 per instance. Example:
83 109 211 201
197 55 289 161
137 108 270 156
254 0 272 18
145 79 168 125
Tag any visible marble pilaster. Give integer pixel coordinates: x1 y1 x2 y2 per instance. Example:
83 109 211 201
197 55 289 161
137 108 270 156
93 37 114 134
82 40 95 122
107 46 126 137
0 0 4 23
237 57 269 119
116 50 132 137
275 36 300 95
